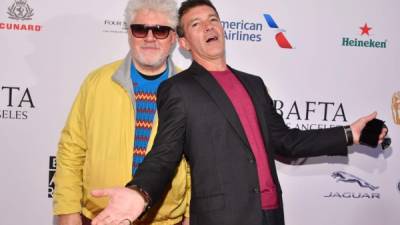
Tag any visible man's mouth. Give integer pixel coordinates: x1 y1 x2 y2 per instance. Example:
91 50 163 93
206 36 218 43
141 46 159 51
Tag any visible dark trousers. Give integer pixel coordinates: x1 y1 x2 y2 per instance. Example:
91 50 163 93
262 208 282 225
81 215 91 225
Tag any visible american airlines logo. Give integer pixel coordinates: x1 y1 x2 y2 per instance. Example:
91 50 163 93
221 20 263 42
263 14 294 49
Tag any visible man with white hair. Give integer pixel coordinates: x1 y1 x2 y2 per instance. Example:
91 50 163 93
53 0 190 224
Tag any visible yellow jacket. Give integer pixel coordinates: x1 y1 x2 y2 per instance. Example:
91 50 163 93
53 54 190 225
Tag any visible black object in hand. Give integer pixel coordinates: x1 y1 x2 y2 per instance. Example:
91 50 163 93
381 137 391 150
359 119 384 148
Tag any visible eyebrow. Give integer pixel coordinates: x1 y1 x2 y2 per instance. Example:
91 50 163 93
187 13 219 25
188 17 200 25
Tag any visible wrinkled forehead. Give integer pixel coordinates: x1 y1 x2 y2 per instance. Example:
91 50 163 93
181 5 218 26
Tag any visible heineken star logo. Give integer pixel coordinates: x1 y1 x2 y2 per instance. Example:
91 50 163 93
360 23 372 36
341 23 387 48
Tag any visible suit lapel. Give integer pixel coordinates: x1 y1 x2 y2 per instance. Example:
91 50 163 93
189 62 250 148
232 68 271 149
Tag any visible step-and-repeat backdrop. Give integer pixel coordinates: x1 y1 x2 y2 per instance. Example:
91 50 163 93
1 0 399 224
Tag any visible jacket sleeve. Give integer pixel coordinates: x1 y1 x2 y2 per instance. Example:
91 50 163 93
53 77 90 215
257 77 348 158
128 79 186 207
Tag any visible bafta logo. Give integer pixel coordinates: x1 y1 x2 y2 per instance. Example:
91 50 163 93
392 91 400 125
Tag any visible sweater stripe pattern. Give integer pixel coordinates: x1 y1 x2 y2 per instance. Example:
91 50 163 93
131 63 168 175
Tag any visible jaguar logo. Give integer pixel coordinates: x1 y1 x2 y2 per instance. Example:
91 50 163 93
331 171 379 191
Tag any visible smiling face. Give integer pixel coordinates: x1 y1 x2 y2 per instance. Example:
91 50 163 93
178 5 226 70
129 9 176 74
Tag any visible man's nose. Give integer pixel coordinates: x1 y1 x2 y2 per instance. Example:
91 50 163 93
203 21 213 31
145 29 156 41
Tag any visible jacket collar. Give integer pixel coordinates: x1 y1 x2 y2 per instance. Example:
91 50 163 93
188 60 251 148
111 51 177 119
112 51 177 96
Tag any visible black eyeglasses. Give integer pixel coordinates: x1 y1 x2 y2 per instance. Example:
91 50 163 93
130 24 174 39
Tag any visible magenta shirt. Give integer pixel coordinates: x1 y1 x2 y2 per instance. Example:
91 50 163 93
210 69 278 209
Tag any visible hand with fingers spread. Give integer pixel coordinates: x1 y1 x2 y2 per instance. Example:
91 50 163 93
350 112 388 145
90 187 147 225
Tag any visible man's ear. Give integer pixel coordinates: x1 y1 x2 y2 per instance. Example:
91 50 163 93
178 37 190 51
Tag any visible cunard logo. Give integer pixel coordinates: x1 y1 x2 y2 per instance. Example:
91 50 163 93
1 0 41 31
7 0 34 21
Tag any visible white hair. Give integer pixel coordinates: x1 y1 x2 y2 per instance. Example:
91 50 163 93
124 0 178 28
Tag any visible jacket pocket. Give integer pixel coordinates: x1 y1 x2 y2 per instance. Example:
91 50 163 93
191 193 225 213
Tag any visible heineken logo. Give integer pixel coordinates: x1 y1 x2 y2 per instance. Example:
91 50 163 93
342 38 387 48
359 23 372 36
341 23 387 49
